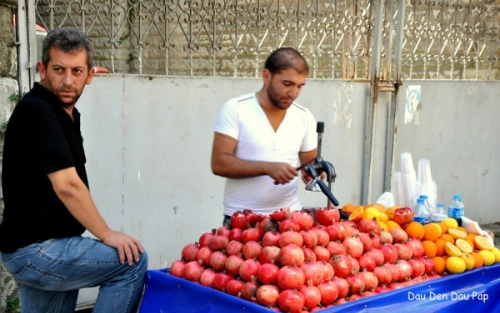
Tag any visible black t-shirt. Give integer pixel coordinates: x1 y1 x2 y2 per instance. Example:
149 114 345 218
0 83 87 253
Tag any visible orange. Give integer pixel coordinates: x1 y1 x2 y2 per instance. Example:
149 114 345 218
474 236 494 250
478 250 495 266
422 240 437 258
386 220 401 230
434 239 446 256
378 221 389 232
444 242 462 257
446 256 466 274
405 222 425 240
490 247 500 263
439 222 449 235
348 207 365 222
457 226 468 234
368 203 387 213
460 253 476 270
439 234 455 244
377 212 390 223
442 218 458 230
433 256 446 275
342 203 357 214
465 233 478 243
447 229 467 240
455 238 473 253
386 206 401 220
470 251 484 268
423 223 442 241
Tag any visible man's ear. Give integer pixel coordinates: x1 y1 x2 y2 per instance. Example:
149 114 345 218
86 67 95 85
262 68 271 85
37 61 46 80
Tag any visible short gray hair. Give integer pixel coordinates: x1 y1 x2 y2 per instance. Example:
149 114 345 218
41 27 93 69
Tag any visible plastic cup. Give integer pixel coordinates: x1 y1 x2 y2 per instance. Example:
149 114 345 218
400 152 415 174
418 158 433 186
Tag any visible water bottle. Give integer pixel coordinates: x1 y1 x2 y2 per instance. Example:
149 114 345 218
448 194 465 226
413 198 431 225
431 202 447 222
419 194 435 216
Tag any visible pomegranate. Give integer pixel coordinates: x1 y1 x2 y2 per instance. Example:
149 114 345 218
394 243 413 260
200 268 216 287
228 228 243 241
395 259 413 280
406 239 425 258
419 256 436 275
256 285 280 306
226 279 244 296
258 246 281 264
242 241 263 260
373 266 392 285
278 289 305 313
198 229 216 248
390 228 409 243
332 276 350 298
315 207 340 225
358 219 381 235
325 223 347 241
343 236 363 259
349 256 360 274
408 258 426 278
365 247 384 266
319 260 335 281
279 230 304 248
345 273 366 295
196 246 212 266
317 280 339 305
276 265 306 290
243 209 260 227
326 240 346 256
279 218 301 233
302 247 317 262
300 229 318 249
258 216 279 235
370 233 381 249
209 251 228 272
270 207 291 221
230 211 249 229
183 260 204 282
313 245 331 262
241 281 259 302
240 228 261 243
379 230 394 244
375 285 392 294
359 271 378 291
300 285 322 310
239 259 261 282
358 232 372 253
257 263 280 285
217 225 231 237
382 263 401 282
181 243 200 262
212 272 234 291
225 255 245 276
393 207 414 225
278 243 305 267
358 254 376 272
261 230 280 247
380 244 398 264
311 225 330 246
208 235 229 251
292 210 315 230
169 260 186 278
301 261 324 286
329 255 352 278
225 240 243 257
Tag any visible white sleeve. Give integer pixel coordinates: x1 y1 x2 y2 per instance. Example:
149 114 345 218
214 99 239 140
300 109 318 152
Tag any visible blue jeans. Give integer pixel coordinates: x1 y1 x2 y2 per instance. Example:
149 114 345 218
0 236 148 313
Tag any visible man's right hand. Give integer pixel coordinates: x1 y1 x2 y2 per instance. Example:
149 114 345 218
269 162 298 185
102 230 145 265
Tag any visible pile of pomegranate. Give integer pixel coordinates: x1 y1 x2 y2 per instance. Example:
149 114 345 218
168 208 440 312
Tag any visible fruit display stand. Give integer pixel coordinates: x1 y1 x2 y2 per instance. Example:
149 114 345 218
138 263 500 313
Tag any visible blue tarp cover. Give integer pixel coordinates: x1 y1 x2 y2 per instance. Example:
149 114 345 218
139 263 500 313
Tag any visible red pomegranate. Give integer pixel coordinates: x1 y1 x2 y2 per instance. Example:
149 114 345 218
256 284 280 307
276 265 306 290
278 289 305 313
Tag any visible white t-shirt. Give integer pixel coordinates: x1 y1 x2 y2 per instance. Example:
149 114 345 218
214 93 317 216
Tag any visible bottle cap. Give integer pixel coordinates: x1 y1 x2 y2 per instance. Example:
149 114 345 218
420 195 428 199
437 202 445 207
453 194 461 200
417 198 424 204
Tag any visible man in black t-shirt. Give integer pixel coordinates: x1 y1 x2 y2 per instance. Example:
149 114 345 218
0 27 148 313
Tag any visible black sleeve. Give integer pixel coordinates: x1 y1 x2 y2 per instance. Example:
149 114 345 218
36 109 75 176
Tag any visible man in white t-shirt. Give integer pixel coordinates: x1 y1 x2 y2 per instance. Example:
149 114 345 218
211 47 318 224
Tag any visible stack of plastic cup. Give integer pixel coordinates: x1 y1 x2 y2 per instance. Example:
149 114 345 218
391 171 404 207
417 158 437 214
400 152 417 208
